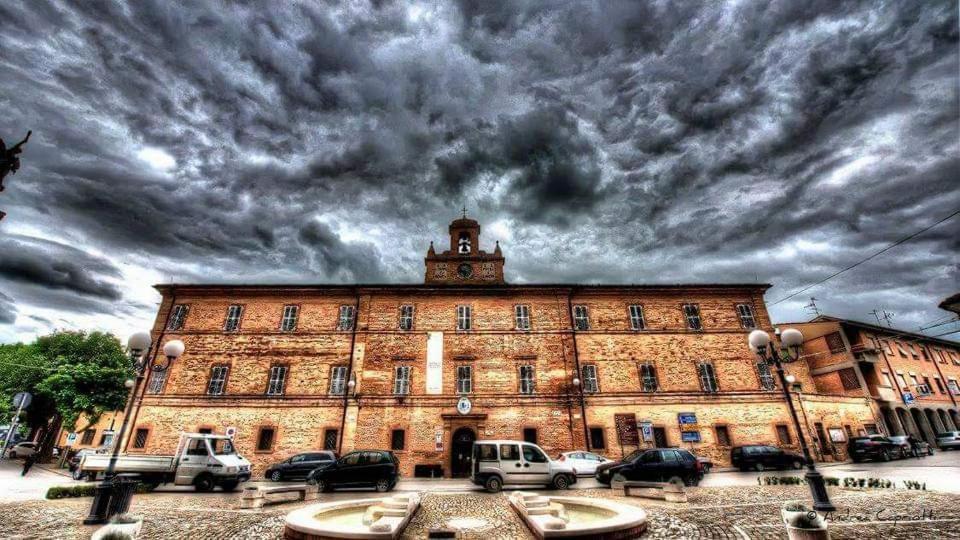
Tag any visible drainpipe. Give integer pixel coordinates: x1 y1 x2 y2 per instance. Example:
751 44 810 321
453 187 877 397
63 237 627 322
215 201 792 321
566 288 591 451
123 289 174 452
337 289 361 455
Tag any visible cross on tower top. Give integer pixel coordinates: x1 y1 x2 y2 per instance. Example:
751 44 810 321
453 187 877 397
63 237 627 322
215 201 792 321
461 204 467 219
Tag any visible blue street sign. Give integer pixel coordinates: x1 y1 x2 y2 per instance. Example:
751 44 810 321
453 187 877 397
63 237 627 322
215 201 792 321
678 412 697 425
902 392 915 405
681 431 701 443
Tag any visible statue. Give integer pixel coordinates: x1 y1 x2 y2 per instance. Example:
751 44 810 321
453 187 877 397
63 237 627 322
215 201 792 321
0 130 31 192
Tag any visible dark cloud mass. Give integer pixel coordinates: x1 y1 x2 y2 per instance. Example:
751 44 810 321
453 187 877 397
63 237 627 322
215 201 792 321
0 0 958 342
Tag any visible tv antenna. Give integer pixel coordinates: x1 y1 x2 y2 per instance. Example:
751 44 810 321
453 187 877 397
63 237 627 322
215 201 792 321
804 297 821 317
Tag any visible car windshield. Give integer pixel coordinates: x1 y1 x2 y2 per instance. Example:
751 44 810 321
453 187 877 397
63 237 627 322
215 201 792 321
210 439 235 455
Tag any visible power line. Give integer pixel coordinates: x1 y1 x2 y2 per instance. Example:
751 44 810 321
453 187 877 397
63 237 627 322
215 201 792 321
770 208 960 306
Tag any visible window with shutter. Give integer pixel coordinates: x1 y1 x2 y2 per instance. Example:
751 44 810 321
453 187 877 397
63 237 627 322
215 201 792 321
266 366 288 396
519 365 535 394
394 366 411 395
825 332 846 353
398 305 414 330
329 366 347 395
281 305 299 332
776 425 792 445
224 305 243 332
735 304 756 329
838 368 861 390
338 305 356 331
683 304 702 330
515 304 531 330
628 305 645 330
457 365 472 394
457 305 471 331
167 304 189 330
756 361 776 390
697 362 718 392
207 365 229 395
573 305 589 330
639 364 658 392
715 426 731 446
582 364 599 393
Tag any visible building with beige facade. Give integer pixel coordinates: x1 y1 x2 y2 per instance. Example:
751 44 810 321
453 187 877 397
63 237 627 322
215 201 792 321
125 217 880 477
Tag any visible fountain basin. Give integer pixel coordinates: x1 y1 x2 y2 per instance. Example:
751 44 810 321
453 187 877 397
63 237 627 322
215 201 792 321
284 494 420 540
509 492 646 540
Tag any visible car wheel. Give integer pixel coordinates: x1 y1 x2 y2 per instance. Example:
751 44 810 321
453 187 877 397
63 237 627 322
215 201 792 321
484 476 502 493
702 465 711 474
9 452 16 459
667 476 684 487
72 469 84 481
270 470 283 482
754 463 765 472
221 480 239 492
881 450 892 462
194 475 215 492
552 474 570 490
315 478 330 492
791 460 804 470
375 478 391 492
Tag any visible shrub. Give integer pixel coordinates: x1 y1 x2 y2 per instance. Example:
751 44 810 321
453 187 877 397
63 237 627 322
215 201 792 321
46 483 151 499
904 480 927 491
824 477 839 486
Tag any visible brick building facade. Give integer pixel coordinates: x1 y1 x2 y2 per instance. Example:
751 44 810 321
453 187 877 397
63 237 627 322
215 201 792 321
789 316 960 450
126 217 878 477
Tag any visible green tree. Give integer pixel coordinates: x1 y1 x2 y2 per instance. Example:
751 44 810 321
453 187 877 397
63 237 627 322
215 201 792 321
0 331 133 459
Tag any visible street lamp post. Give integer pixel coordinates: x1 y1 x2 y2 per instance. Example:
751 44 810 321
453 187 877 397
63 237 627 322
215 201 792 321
84 334 184 525
749 328 835 512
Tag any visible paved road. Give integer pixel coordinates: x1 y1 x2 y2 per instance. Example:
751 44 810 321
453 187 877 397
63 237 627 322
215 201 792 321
2 450 958 501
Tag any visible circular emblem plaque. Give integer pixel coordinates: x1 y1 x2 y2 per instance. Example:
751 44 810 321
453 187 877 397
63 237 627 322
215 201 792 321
457 396 472 415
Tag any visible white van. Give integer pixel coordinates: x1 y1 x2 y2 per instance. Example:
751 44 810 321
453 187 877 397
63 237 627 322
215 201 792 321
470 440 577 493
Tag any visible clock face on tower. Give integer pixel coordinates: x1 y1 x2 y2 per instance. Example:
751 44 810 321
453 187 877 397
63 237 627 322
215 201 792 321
457 263 473 278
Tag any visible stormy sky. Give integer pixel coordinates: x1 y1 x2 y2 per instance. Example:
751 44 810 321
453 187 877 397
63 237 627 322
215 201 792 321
0 1 958 343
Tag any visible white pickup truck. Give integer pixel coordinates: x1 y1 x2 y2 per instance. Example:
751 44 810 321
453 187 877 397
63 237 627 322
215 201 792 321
79 433 252 491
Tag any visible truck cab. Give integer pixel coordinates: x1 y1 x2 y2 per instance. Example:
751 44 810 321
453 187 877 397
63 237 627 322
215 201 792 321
470 440 576 493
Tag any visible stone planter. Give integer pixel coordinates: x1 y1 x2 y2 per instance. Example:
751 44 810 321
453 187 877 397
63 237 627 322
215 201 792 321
781 505 828 540
92 517 143 540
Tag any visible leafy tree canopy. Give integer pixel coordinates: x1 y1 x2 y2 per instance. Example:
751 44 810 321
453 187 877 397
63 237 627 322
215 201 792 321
0 331 133 433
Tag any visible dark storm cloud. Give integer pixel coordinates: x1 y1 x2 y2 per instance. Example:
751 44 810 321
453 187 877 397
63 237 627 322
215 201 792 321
0 236 121 300
0 0 957 341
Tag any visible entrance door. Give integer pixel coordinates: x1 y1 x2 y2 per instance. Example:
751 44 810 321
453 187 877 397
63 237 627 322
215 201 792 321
450 427 476 477
653 427 668 448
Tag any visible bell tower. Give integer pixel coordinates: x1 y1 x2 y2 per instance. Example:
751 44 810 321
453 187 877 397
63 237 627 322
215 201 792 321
425 213 505 284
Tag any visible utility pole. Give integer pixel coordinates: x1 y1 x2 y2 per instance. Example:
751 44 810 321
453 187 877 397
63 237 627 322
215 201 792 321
804 297 821 317
870 309 895 327
2 392 30 458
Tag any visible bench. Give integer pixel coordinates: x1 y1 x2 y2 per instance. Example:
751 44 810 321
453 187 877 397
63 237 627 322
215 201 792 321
240 484 319 509
622 481 688 503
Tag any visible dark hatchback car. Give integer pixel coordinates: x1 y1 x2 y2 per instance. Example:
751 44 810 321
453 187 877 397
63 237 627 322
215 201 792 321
731 445 805 471
265 451 337 481
595 448 703 487
848 435 906 462
306 450 400 492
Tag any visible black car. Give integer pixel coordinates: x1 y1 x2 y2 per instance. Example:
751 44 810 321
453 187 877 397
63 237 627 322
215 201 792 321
306 450 400 492
595 448 703 487
731 445 805 471
847 435 905 462
265 451 338 481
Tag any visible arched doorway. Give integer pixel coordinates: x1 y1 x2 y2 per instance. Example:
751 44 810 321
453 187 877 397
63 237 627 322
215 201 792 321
450 427 476 478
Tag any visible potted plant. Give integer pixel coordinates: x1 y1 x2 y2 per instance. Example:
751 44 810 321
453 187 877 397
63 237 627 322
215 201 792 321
782 504 829 540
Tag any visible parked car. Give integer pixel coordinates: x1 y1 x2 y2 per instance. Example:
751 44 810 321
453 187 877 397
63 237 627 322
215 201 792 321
731 445 805 471
6 441 37 459
470 440 577 493
266 451 337 482
557 451 612 476
847 435 904 463
306 450 399 492
936 431 960 450
888 435 933 457
595 448 703 487
696 455 714 473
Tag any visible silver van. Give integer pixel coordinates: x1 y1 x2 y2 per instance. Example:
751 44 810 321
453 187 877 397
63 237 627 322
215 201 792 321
470 439 577 493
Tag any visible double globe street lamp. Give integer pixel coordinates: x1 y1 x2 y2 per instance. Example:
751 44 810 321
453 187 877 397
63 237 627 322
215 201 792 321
748 327 835 512
84 332 185 524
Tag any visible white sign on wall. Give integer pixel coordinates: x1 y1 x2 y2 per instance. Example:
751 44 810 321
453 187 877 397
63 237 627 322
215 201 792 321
426 332 443 394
